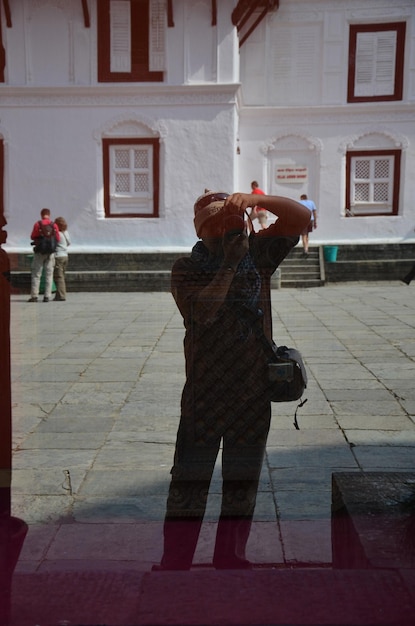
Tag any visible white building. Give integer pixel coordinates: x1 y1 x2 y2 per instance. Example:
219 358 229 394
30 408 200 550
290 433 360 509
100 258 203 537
1 0 414 254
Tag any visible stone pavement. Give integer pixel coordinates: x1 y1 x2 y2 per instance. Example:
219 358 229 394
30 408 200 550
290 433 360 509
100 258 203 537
6 282 415 625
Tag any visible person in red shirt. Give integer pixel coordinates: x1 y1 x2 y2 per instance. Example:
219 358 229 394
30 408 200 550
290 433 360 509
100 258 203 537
28 208 60 302
248 181 267 231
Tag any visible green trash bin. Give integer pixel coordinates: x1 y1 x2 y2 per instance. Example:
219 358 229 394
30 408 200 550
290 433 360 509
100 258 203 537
323 245 338 263
28 254 56 294
39 270 56 295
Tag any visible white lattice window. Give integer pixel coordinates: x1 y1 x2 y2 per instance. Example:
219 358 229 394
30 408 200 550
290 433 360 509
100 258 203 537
346 151 401 216
348 23 405 102
103 139 160 217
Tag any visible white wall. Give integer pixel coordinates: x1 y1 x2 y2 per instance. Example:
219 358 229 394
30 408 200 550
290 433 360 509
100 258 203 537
237 0 415 244
1 0 415 252
2 86 239 251
1 0 241 252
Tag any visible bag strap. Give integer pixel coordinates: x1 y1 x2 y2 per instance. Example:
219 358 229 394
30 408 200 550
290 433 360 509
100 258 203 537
246 209 255 234
241 305 279 358
240 304 308 430
293 398 308 430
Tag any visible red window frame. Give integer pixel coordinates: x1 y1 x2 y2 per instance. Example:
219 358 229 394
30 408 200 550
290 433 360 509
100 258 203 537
0 8 5 83
103 138 160 218
97 0 163 83
0 140 4 221
348 22 406 103
345 149 401 217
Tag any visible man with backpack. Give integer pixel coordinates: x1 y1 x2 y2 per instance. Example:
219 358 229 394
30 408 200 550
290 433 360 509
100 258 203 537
28 208 60 302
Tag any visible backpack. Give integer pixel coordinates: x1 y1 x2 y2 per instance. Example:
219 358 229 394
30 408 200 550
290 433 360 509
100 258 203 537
33 220 57 255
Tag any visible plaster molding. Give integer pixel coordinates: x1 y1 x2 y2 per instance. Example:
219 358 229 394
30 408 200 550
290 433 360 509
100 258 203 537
94 112 167 142
0 85 239 108
29 0 68 14
339 128 409 154
275 0 412 18
260 131 323 155
273 8 323 23
241 104 415 125
348 8 412 20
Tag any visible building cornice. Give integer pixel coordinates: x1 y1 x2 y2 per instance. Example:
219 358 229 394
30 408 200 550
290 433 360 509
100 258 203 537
0 83 241 107
240 102 415 125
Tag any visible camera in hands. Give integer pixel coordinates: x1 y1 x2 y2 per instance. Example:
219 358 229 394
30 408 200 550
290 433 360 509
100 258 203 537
223 214 245 238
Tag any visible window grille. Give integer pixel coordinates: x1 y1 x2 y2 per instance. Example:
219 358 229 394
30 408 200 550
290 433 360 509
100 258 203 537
346 150 401 216
103 139 159 217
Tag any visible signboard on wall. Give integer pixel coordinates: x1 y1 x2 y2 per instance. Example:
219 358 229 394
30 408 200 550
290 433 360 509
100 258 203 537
276 165 308 183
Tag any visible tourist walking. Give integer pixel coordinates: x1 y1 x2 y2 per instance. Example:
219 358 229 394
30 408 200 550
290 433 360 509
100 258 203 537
299 194 317 256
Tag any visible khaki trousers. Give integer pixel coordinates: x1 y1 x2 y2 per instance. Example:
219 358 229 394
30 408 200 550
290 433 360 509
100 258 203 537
30 253 55 299
54 256 68 300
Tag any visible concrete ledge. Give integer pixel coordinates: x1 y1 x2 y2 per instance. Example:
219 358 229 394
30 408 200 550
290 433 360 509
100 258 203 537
326 259 415 282
11 270 173 293
8 243 415 291
11 567 415 625
11 271 284 293
324 243 415 282
11 267 282 292
8 252 185 272
332 472 415 570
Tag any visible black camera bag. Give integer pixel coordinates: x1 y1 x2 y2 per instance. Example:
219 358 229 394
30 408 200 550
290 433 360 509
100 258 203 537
241 304 307 404
266 342 307 403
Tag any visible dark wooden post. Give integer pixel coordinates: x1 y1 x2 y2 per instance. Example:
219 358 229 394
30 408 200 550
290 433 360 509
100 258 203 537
0 138 10 517
0 140 27 625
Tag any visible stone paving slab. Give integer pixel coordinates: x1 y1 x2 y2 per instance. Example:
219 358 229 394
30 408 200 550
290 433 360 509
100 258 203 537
9 285 415 523
336 414 414 430
11 467 88 495
346 429 415 444
352 446 415 469
5 283 415 624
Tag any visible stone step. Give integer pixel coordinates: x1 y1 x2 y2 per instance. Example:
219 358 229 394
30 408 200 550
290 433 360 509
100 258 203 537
10 246 324 291
282 280 324 288
12 242 414 290
282 269 321 277
11 270 172 292
280 247 323 287
12 269 324 291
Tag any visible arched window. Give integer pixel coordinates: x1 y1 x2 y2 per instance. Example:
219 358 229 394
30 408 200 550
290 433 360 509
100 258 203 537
346 149 401 216
103 138 160 218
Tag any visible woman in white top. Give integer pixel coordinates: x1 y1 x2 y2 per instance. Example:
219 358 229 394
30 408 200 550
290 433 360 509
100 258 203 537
53 217 71 301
